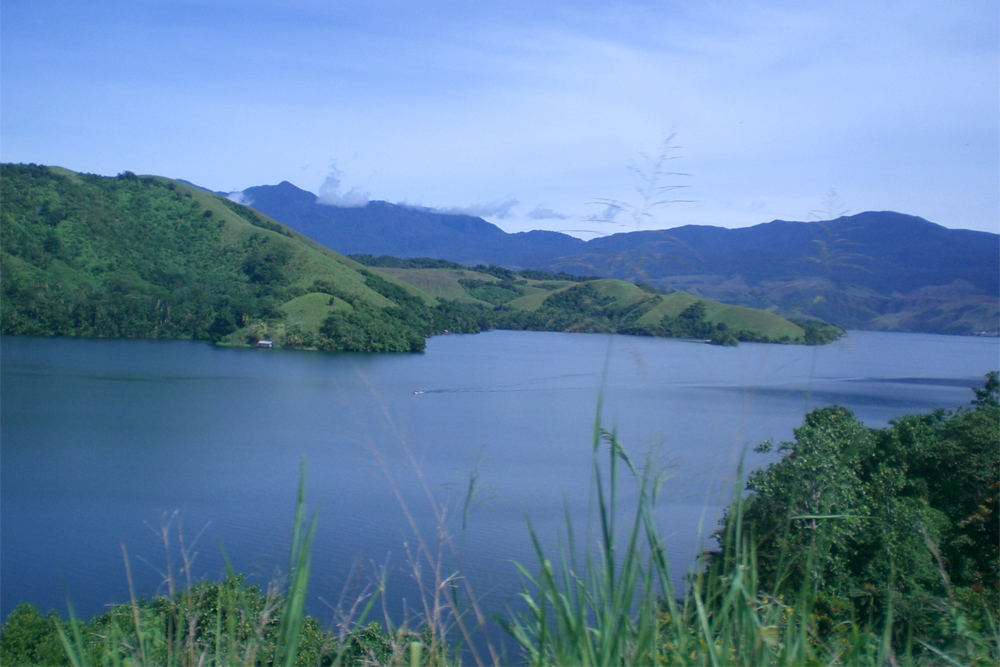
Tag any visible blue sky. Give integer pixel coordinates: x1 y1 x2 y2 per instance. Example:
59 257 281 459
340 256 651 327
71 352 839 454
2 1 997 235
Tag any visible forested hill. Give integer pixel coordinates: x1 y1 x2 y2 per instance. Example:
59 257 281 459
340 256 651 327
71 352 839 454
346 257 843 345
0 164 437 351
239 181 998 334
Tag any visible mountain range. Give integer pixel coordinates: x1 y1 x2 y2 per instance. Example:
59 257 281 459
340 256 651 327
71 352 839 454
237 182 999 334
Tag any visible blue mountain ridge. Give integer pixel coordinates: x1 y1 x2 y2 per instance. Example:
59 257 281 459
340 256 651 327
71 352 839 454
240 181 999 333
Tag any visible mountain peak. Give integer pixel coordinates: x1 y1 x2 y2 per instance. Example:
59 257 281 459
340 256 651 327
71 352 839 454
243 181 318 208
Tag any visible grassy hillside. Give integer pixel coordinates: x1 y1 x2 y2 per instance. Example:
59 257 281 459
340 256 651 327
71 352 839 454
366 262 842 344
635 290 807 340
0 164 434 352
377 267 489 304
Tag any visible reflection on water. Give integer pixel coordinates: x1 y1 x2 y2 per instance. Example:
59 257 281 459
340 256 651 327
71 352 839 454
2 330 997 631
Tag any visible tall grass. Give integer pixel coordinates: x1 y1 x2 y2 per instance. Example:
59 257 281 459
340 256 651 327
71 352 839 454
47 464 384 667
498 409 997 666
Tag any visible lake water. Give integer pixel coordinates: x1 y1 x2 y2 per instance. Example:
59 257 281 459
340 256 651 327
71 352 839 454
2 330 997 637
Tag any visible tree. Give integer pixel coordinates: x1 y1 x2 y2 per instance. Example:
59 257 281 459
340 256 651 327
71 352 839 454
721 374 1000 644
0 605 68 666
973 370 999 407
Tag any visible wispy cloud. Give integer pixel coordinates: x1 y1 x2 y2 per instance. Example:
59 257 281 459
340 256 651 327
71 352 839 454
2 1 995 233
227 191 252 205
527 205 568 220
439 198 519 219
317 162 370 207
589 203 623 223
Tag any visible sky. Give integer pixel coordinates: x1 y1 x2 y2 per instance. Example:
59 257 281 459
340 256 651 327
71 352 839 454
2 0 997 236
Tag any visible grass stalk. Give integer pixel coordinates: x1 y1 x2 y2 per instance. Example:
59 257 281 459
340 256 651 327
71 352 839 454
273 461 319 667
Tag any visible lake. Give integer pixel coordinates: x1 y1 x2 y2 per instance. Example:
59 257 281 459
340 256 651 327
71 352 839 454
2 330 997 636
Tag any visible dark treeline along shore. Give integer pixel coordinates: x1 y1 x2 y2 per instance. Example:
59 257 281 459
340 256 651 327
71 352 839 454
0 164 841 351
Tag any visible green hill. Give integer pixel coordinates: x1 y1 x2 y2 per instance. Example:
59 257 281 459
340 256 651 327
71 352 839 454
0 164 434 352
360 260 842 344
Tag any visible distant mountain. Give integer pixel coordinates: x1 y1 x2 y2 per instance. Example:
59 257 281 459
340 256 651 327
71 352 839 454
567 213 997 296
239 182 999 334
242 182 584 267
556 214 999 332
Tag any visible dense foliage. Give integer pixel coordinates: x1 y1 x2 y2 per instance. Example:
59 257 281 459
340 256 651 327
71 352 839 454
0 165 433 352
0 576 433 666
347 254 466 270
793 318 846 345
1 165 277 341
309 271 434 352
714 371 1000 651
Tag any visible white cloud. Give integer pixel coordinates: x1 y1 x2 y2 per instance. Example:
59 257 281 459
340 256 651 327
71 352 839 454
227 191 252 205
317 162 370 207
527 205 568 220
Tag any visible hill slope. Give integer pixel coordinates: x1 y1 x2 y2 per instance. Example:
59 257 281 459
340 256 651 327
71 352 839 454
239 182 998 334
0 165 435 351
350 258 841 345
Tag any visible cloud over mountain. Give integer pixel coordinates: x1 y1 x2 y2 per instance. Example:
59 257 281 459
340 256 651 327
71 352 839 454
317 163 369 207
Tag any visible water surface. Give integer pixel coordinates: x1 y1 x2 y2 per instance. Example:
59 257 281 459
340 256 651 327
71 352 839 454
2 330 997 629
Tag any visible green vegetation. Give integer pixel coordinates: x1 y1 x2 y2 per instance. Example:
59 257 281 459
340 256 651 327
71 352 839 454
0 468 440 667
793 318 847 345
346 255 468 270
371 263 844 344
714 370 1000 653
2 164 840 351
0 164 434 352
499 374 998 666
3 375 996 665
